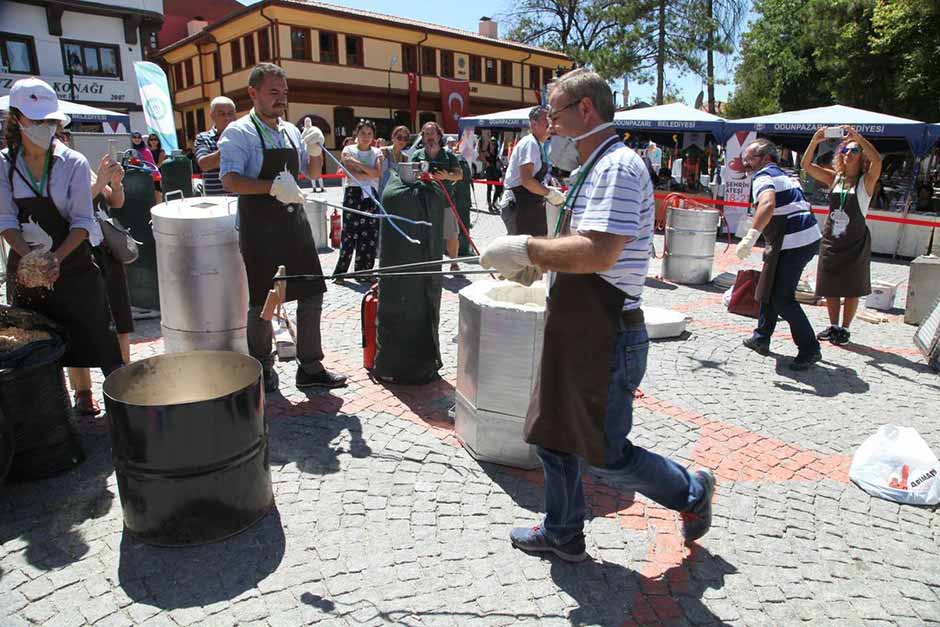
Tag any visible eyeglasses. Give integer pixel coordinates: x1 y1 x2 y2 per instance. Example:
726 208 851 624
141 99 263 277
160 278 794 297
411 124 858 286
841 146 861 155
393 134 409 140
548 100 579 122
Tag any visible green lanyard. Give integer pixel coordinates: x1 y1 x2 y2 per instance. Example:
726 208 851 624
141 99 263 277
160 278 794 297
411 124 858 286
250 109 283 148
25 148 53 197
837 175 855 212
551 136 620 237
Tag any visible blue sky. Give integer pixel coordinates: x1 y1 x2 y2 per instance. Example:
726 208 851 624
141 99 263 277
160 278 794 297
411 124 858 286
241 0 748 107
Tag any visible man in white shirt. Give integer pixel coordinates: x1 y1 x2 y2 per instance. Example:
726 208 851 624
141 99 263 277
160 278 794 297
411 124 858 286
500 106 565 236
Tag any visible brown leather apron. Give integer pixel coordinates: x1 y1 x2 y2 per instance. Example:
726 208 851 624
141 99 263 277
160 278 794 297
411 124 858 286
815 178 871 297
754 214 787 304
3 148 121 368
523 136 641 467
512 140 549 237
237 116 325 307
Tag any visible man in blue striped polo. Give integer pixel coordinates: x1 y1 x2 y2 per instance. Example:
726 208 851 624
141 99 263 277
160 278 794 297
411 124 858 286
736 138 822 370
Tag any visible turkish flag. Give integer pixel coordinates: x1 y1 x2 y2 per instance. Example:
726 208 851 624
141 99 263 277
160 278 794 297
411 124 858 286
408 73 418 128
439 78 470 134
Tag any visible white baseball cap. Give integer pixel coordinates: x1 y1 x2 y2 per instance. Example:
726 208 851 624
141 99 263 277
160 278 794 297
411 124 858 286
9 77 67 122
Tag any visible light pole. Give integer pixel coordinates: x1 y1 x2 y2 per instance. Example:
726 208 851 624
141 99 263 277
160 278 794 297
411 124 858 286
387 55 398 126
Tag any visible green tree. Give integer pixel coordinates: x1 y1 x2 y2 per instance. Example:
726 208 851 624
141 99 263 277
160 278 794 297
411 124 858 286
688 0 749 113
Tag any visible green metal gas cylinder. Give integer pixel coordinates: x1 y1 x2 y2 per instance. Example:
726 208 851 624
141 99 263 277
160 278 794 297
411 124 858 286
112 166 160 311
159 150 194 199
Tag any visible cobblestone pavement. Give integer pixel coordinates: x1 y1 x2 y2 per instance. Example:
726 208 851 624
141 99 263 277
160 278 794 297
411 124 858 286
2 185 939 626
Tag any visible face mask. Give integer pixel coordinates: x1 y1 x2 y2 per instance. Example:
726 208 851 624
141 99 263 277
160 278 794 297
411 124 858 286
21 121 57 148
572 122 615 143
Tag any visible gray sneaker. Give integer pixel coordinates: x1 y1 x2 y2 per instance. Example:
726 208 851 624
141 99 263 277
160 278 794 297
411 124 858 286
510 525 587 562
681 469 715 542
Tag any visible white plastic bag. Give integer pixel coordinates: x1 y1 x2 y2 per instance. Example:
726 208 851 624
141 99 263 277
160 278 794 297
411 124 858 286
849 425 940 505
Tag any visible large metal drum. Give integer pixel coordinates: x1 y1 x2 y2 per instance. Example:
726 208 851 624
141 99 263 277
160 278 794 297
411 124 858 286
103 351 273 546
302 193 330 251
151 197 249 353
662 207 720 284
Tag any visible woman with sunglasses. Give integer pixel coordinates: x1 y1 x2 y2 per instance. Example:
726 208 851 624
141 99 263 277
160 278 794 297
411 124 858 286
333 120 384 279
147 134 166 167
129 132 156 168
801 125 882 345
378 125 410 196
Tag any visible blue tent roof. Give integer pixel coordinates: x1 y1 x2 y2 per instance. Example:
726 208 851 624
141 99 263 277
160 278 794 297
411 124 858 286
613 103 729 143
458 106 535 132
927 124 940 151
726 105 932 156
0 96 130 128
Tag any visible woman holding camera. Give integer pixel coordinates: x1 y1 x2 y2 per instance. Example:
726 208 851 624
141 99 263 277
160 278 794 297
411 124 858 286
801 125 882 345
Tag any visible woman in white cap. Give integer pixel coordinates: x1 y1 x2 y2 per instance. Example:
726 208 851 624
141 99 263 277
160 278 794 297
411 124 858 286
0 77 123 385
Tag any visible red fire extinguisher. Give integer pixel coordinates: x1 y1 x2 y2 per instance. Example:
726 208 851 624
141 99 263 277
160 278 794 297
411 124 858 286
329 209 342 248
361 283 378 370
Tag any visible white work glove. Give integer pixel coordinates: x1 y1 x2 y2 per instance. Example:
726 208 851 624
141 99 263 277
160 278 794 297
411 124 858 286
506 265 542 287
481 235 534 279
544 187 566 207
735 228 762 260
301 117 324 157
269 165 305 206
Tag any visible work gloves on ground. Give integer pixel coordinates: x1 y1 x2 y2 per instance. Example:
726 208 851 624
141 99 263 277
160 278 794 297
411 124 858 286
301 118 325 157
270 165 306 206
544 187 566 207
481 235 541 286
735 228 762 260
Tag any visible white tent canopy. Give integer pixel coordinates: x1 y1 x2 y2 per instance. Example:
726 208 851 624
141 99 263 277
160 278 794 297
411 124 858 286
0 96 130 130
458 106 538 131
614 102 729 143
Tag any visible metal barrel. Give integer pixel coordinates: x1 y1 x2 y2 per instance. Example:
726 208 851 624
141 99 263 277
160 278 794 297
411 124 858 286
302 195 330 251
103 351 273 546
662 207 720 285
151 197 249 354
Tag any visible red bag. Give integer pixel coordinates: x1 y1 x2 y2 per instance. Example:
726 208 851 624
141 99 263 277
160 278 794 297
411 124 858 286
728 269 761 318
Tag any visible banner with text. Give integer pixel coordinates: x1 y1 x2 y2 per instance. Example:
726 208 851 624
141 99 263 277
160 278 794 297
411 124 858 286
721 130 757 234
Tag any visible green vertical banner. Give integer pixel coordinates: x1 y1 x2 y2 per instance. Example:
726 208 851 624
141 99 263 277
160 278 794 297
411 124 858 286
134 61 178 152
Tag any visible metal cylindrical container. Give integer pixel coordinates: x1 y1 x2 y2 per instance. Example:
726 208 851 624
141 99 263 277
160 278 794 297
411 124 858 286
103 351 273 546
662 207 720 284
151 196 249 354
302 194 330 251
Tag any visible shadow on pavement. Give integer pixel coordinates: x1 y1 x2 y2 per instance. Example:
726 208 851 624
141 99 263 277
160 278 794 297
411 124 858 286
267 408 371 475
381 377 455 430
0 432 114 572
117 508 285 610
773 356 871 397
549 544 736 626
645 277 679 291
836 343 940 388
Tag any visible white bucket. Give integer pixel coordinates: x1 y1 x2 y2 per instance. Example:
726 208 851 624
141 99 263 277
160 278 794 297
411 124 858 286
867 280 899 311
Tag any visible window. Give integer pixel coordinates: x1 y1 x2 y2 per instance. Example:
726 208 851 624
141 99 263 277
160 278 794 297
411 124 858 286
184 59 194 86
419 112 436 127
501 60 513 86
345 35 363 66
244 34 256 66
185 110 196 141
173 63 184 89
484 58 497 83
402 45 418 73
529 65 540 90
196 108 206 134
440 50 454 78
257 29 270 62
469 55 481 82
62 40 121 78
231 39 242 70
212 52 222 80
319 31 338 64
543 67 554 85
0 33 37 74
290 28 309 60
421 47 436 76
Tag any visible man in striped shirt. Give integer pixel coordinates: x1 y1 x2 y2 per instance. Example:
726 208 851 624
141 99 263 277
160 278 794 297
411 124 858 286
481 68 714 562
194 97 236 196
736 138 822 369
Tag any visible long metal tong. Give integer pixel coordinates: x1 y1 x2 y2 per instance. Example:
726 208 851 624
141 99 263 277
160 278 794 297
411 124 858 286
273 256 482 282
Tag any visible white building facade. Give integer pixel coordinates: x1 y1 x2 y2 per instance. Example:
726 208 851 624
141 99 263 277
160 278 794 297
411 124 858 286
0 0 164 132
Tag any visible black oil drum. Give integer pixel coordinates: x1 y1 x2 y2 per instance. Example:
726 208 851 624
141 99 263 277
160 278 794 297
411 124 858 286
103 350 274 546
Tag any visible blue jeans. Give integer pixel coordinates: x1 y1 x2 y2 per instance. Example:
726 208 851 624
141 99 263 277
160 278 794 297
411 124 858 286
537 324 704 544
752 242 820 354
